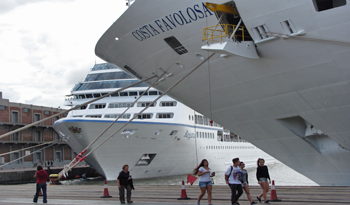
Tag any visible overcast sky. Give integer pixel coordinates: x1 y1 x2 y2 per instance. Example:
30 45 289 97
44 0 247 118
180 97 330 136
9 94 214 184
0 0 127 108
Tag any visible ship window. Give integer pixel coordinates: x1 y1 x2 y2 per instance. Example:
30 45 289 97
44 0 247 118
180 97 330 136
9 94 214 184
164 36 188 55
78 94 85 99
157 113 174 119
93 93 101 98
170 130 178 135
139 91 148 96
89 104 106 109
85 115 102 118
129 91 138 96
111 92 119 97
160 101 177 107
73 115 83 117
135 154 157 166
101 93 108 96
109 102 133 108
137 102 156 107
86 94 93 98
135 113 153 119
85 72 133 82
79 105 87 110
313 0 346 11
149 91 158 95
104 114 130 119
120 92 128 96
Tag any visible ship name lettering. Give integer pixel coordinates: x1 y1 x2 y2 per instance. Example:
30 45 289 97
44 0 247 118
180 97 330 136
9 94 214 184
131 3 212 41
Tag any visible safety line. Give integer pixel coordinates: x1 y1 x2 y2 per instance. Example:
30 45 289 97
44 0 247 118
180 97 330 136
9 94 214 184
0 75 157 140
58 53 216 179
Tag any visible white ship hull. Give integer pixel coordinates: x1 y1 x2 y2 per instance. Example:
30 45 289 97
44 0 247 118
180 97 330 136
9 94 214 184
95 0 350 185
54 118 272 180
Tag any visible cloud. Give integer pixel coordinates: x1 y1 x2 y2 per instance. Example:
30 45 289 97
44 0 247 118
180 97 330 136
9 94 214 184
0 0 127 108
0 0 74 14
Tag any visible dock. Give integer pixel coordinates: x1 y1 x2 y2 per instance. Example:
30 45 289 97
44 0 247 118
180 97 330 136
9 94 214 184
0 184 349 205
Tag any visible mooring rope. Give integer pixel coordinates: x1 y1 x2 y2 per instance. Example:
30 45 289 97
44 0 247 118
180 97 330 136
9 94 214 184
0 75 157 140
0 142 58 168
58 72 167 177
0 140 57 157
58 53 216 179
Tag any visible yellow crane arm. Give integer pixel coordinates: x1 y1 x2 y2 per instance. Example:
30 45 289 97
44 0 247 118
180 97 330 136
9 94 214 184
205 2 239 15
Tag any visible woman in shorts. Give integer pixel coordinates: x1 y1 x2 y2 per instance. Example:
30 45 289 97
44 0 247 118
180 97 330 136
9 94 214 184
256 158 271 204
239 161 257 204
193 159 215 205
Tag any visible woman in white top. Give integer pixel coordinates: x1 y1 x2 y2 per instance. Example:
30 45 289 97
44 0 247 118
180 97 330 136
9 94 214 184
193 159 215 205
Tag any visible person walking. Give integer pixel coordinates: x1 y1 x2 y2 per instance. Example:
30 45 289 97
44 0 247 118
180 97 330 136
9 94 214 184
256 158 271 204
117 164 134 204
193 159 215 205
239 161 257 205
225 158 243 205
33 165 49 203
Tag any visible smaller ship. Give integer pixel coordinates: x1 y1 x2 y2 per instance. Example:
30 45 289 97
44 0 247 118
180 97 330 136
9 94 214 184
54 63 273 180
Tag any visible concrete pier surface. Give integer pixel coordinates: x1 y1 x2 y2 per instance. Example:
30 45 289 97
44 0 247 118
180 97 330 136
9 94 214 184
0 184 349 205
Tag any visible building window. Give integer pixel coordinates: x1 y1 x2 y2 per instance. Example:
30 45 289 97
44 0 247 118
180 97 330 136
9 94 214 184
164 36 188 55
54 116 59 121
12 111 19 123
36 152 42 163
0 105 6 110
157 113 174 119
63 113 68 117
35 131 41 141
44 111 50 115
160 101 177 107
55 151 62 162
137 102 156 107
23 108 29 112
313 0 346 12
34 114 40 122
13 132 19 141
55 132 60 141
13 152 20 164
109 102 133 108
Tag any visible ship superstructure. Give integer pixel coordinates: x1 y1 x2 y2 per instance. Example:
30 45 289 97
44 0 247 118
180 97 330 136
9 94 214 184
54 63 273 179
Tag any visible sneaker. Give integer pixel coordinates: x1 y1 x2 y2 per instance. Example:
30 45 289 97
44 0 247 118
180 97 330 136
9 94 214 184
264 201 270 204
257 197 261 203
251 202 257 204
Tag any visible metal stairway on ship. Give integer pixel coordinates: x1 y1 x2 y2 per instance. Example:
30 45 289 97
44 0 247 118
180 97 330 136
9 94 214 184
201 2 259 59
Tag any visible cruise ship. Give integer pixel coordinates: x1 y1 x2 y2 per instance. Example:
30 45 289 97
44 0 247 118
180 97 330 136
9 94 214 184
94 1 350 186
53 63 273 180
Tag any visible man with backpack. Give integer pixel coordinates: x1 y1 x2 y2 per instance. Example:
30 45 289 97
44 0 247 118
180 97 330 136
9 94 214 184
225 158 243 205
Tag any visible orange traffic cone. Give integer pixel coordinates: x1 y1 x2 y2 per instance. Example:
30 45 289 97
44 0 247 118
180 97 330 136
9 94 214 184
177 180 190 200
100 180 112 198
270 180 281 201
